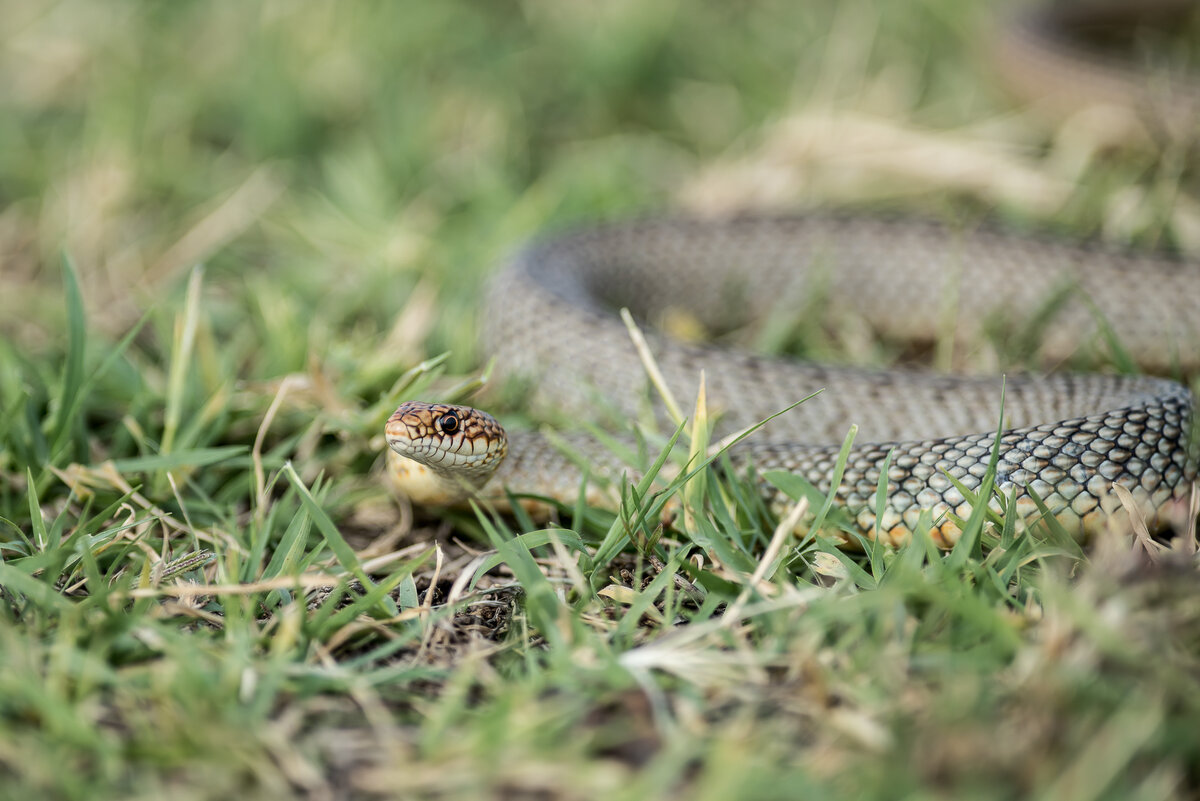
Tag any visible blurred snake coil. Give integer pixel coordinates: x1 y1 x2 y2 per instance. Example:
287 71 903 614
385 1 1200 547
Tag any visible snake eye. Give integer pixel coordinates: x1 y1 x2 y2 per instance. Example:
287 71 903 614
439 412 460 435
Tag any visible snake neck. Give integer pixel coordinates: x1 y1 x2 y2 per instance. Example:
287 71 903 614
384 447 503 507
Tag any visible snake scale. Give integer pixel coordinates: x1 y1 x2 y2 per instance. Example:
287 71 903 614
386 3 1200 547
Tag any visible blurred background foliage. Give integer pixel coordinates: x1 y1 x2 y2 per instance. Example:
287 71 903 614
9 0 1184 374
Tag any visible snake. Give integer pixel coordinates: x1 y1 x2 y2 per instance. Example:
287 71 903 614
384 4 1200 548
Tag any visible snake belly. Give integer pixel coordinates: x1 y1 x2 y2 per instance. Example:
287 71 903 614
478 216 1197 545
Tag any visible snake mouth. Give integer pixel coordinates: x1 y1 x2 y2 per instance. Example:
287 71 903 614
384 430 491 471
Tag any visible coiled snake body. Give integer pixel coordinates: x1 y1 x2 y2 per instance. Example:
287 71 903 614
388 216 1198 546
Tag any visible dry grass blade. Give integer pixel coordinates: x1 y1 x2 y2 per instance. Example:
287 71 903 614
621 307 685 427
722 497 810 623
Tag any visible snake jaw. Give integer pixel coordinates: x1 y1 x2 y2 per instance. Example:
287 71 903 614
385 402 508 504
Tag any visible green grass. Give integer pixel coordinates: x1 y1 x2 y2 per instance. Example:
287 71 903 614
2 1 1199 799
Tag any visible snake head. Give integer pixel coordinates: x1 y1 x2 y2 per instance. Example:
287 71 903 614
385 402 508 503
